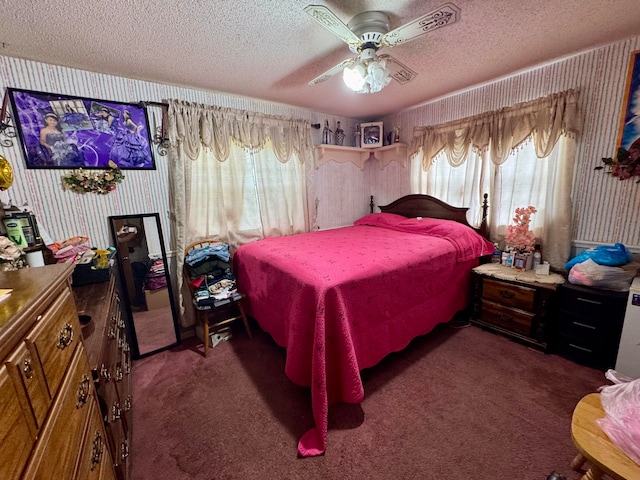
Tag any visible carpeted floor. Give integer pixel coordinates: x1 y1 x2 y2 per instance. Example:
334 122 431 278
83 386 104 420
130 321 606 480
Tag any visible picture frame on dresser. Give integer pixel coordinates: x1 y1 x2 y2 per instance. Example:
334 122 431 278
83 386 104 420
6 87 156 169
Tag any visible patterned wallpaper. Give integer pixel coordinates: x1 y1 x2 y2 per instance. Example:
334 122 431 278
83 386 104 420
2 33 640 259
0 56 359 254
379 35 640 252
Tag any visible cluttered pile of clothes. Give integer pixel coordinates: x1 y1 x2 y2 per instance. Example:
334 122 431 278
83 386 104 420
184 242 240 310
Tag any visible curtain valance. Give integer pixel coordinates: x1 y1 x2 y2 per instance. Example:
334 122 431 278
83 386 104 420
409 89 581 170
167 99 314 163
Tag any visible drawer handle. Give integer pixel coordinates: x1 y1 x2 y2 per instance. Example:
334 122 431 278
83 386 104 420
576 297 603 305
121 440 129 460
112 401 121 421
91 431 104 470
23 358 33 379
76 375 91 408
107 326 116 340
124 360 131 375
499 290 515 299
123 395 132 412
115 366 123 382
56 323 74 349
497 313 512 323
569 343 593 353
572 321 597 330
100 363 111 382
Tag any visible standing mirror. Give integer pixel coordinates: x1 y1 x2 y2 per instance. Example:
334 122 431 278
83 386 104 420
109 213 180 358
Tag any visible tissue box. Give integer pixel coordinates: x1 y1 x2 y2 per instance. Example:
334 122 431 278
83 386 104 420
535 261 550 276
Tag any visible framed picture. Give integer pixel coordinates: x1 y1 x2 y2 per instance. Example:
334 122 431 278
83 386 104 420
361 121 383 148
617 50 640 151
7 88 155 169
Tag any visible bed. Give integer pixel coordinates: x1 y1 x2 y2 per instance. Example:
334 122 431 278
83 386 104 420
234 194 493 457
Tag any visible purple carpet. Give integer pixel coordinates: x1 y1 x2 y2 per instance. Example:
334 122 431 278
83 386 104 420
131 322 605 479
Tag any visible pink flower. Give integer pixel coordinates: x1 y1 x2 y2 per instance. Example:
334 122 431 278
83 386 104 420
504 206 537 253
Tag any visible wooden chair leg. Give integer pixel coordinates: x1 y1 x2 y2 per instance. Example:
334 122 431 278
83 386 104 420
238 302 252 339
202 315 209 358
581 466 605 480
571 453 586 472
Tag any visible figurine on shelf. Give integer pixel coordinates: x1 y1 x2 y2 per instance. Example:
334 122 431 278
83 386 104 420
334 121 345 146
394 126 400 143
322 119 332 144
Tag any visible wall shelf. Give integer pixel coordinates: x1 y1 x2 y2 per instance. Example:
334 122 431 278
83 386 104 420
315 143 408 170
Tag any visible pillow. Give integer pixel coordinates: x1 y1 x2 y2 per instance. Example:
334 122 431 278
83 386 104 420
393 217 495 262
353 212 407 228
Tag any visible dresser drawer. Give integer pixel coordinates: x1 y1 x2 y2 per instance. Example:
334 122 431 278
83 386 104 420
483 278 536 311
75 401 117 480
0 364 34 480
22 345 94 480
480 299 535 336
25 289 81 398
5 341 50 435
558 285 628 320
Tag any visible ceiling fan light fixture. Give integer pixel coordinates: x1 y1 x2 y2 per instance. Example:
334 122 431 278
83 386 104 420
343 56 391 94
366 59 391 93
343 62 367 92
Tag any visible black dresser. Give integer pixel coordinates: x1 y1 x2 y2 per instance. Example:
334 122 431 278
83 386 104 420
554 283 628 370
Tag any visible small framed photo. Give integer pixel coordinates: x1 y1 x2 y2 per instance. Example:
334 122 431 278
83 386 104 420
7 87 156 170
361 122 383 148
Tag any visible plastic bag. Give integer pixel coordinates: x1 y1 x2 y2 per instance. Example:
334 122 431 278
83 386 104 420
596 377 640 465
568 258 639 291
565 243 632 270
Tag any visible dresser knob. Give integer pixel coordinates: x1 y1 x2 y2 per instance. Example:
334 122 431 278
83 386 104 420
23 358 33 379
90 431 104 470
56 323 74 349
76 375 91 408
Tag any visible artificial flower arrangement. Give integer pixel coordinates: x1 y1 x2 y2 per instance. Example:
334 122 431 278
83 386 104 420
596 141 640 183
62 160 124 194
0 235 27 271
504 206 537 253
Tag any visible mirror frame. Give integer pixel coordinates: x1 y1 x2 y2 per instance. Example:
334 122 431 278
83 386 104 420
108 212 180 359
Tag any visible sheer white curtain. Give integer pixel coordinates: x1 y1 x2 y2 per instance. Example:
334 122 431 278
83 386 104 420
166 100 314 324
410 90 580 269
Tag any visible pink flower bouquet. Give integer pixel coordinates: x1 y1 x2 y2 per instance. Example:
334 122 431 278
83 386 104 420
505 206 537 253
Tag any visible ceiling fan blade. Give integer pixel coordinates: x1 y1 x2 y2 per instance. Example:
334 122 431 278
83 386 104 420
378 54 417 85
308 58 355 86
304 5 362 48
382 2 461 47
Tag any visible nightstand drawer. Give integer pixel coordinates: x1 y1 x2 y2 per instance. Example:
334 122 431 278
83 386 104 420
555 312 602 342
480 300 535 336
483 279 535 311
558 285 628 319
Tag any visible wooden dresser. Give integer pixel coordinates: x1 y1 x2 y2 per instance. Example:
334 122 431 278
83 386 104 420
0 263 116 480
74 273 132 480
471 270 558 351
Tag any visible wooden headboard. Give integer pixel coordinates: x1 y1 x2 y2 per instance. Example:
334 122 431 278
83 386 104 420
372 193 489 239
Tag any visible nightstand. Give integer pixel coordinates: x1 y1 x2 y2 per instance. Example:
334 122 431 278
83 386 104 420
554 283 628 370
470 267 560 351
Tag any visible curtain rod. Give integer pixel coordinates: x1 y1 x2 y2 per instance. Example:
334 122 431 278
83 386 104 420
140 100 168 108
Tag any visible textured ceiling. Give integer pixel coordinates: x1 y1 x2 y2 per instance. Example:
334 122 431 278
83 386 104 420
2 0 640 121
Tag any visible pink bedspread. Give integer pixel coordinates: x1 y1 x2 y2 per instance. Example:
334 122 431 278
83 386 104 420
234 222 493 456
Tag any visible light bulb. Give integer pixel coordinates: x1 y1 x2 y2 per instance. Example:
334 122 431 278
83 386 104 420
343 63 366 92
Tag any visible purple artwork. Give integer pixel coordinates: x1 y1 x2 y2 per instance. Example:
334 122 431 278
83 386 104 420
7 88 155 169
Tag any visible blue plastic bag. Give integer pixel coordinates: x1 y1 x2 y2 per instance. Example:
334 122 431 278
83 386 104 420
565 243 632 270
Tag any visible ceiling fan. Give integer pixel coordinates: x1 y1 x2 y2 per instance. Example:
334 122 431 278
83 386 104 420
304 3 461 94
